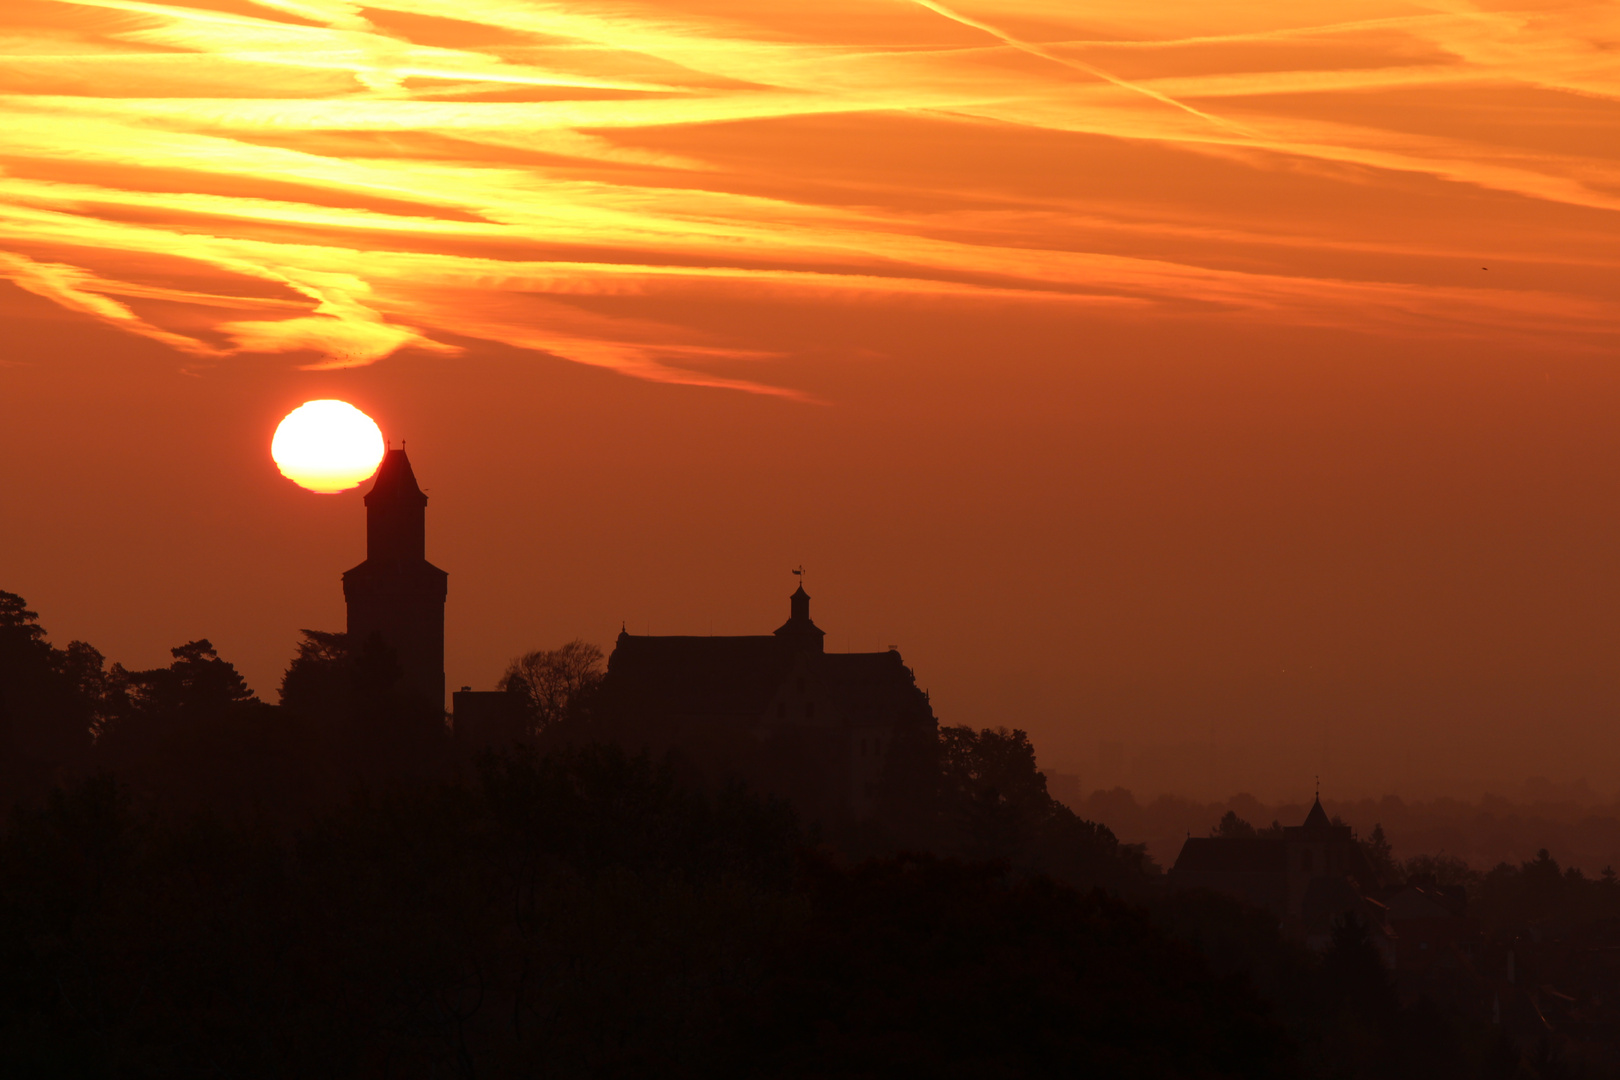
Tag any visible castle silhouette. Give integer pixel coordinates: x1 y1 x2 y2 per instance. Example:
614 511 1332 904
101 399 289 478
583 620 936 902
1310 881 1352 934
600 584 938 818
343 449 937 817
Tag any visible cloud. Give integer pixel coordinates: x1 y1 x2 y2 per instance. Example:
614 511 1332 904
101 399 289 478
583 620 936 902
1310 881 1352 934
904 0 1250 134
0 250 223 355
222 312 453 367
2 0 1617 391
218 267 460 367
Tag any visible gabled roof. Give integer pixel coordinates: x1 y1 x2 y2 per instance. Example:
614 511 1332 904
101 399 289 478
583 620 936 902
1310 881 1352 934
603 633 791 721
600 634 932 729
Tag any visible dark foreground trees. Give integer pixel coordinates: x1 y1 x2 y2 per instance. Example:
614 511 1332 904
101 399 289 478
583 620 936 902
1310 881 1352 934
1 751 1294 1079
928 723 1156 889
0 744 1554 1079
749 856 1292 1079
0 592 96 806
0 594 1591 1077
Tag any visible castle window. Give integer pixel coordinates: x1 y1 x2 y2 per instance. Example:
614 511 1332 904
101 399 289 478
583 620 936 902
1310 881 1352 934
1301 849 1313 873
777 702 786 719
796 678 805 694
860 738 867 757
805 701 815 718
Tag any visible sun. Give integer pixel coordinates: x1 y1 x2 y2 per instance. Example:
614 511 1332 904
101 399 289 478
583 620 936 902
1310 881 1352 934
272 400 385 493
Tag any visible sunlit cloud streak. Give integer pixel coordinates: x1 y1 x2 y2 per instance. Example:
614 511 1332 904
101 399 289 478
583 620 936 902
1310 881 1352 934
0 250 223 356
1 0 1617 390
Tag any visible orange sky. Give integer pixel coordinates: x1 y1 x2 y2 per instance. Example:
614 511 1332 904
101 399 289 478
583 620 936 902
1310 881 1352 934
4 0 1620 801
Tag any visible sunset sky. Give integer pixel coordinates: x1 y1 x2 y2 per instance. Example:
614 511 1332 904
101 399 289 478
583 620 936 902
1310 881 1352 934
4 0 1620 800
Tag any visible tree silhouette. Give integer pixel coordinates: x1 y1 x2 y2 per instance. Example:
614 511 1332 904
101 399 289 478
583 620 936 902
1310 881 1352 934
499 639 605 734
937 724 1053 860
279 628 351 712
124 639 259 715
1213 810 1259 838
0 591 95 808
931 725 1153 886
1361 823 1399 883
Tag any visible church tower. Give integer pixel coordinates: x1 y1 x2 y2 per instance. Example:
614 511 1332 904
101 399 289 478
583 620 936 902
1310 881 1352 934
342 448 448 711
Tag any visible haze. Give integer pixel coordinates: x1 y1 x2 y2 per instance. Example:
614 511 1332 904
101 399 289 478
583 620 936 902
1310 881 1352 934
4 0 1620 802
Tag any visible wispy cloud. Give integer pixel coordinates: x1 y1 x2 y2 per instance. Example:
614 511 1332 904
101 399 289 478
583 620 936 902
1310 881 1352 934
0 250 223 356
2 0 1617 390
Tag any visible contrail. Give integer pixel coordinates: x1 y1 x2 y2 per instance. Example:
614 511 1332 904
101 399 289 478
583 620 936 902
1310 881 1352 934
907 0 1249 135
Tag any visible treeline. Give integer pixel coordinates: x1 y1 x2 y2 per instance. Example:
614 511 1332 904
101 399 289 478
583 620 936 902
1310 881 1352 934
1210 802 1620 941
0 592 1577 1076
1 751 1309 1076
1440 850 1620 939
1082 788 1620 879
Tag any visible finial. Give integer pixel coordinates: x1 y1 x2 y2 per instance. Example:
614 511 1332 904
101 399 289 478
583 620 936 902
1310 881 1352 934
1315 774 1320 798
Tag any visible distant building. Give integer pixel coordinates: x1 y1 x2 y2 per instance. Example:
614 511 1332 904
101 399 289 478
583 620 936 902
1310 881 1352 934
597 585 938 820
342 448 447 711
1170 796 1384 946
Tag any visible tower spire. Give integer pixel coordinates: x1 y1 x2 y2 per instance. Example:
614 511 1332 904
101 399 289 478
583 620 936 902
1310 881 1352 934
363 448 427 563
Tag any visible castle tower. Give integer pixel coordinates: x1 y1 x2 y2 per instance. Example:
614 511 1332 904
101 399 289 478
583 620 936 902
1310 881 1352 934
342 448 448 711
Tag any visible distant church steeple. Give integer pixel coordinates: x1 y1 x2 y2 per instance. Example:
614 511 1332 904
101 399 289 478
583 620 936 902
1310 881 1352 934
1302 794 1332 830
773 583 824 652
342 447 448 711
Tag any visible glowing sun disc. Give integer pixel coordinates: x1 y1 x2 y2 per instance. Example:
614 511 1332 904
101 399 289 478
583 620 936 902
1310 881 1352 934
272 400 385 493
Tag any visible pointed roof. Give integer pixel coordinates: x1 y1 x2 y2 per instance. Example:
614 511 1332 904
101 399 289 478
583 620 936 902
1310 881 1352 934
1302 795 1332 830
365 447 426 506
